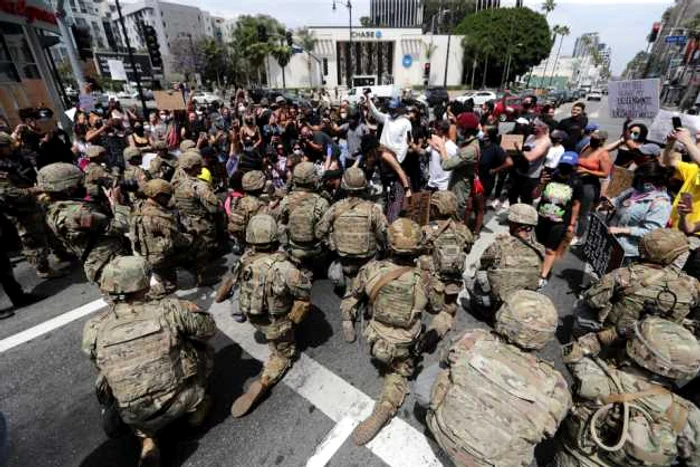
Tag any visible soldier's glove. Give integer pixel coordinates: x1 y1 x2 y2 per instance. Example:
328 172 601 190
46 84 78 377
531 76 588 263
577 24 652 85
289 301 311 325
417 329 440 355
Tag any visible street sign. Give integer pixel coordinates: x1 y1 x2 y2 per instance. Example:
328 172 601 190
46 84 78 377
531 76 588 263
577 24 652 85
94 51 159 81
665 35 688 45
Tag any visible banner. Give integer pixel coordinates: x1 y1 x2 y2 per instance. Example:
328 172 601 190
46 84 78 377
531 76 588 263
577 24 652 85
581 213 625 277
608 79 660 119
107 59 127 81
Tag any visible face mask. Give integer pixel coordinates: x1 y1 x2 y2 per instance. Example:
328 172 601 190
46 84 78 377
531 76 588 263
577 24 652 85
476 130 485 140
630 132 640 141
589 138 602 149
293 149 302 156
634 180 655 192
340 112 347 119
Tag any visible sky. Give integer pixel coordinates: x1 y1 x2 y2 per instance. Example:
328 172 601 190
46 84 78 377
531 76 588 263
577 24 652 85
141 0 674 75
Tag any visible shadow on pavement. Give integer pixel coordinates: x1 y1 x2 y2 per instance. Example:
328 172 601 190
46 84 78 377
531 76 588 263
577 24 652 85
296 304 334 351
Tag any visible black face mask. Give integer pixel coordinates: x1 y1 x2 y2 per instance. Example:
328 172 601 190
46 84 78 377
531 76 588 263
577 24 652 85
589 138 602 149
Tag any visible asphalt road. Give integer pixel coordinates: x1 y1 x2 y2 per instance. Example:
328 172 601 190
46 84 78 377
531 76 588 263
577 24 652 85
1 98 624 467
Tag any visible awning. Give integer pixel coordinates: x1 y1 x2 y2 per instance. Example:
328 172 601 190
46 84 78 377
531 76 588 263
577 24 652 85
0 0 57 26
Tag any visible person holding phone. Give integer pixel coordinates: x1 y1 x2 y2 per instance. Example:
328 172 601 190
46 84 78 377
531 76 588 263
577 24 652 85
662 127 700 233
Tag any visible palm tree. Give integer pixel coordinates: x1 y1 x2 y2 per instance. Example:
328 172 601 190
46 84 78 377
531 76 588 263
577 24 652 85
296 28 318 88
541 0 556 18
541 24 561 89
548 25 569 87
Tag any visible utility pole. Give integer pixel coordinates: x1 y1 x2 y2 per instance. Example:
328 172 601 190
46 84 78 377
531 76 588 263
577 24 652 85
115 0 148 118
333 1 353 87
54 0 85 92
443 5 451 87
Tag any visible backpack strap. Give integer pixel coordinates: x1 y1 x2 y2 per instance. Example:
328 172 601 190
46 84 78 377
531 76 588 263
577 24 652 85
600 385 668 404
368 266 414 304
513 234 545 261
427 219 453 245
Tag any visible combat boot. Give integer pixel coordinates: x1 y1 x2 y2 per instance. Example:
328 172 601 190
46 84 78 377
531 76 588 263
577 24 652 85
342 320 356 343
352 403 394 446
138 437 160 467
230 377 270 418
186 395 212 428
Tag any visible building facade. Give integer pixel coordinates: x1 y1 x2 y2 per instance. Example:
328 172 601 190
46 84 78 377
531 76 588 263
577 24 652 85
573 32 599 58
266 27 464 89
475 0 501 11
370 0 423 28
46 0 108 59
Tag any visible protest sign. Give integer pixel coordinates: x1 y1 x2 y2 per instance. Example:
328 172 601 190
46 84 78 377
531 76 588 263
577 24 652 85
154 90 186 111
606 166 634 198
404 191 431 226
500 134 524 153
581 213 625 277
78 94 94 112
141 152 157 170
107 59 128 81
608 79 660 119
648 109 700 144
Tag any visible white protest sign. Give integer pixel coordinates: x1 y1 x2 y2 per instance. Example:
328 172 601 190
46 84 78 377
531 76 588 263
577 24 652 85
608 79 660 119
141 152 157 170
78 93 94 112
648 109 700 144
107 59 128 81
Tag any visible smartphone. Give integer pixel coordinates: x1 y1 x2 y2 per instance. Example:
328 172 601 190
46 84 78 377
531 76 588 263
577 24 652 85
682 192 693 206
673 116 683 130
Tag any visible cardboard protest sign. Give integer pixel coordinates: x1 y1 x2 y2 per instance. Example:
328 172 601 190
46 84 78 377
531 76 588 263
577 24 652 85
154 90 186 111
404 191 431 226
500 134 524 153
606 166 634 198
581 213 625 277
648 109 700 144
608 79 660 119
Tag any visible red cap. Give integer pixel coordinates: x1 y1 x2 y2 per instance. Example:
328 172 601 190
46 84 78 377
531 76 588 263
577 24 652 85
456 112 479 130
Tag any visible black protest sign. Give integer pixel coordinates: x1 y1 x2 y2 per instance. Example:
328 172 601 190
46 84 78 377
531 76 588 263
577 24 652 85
581 213 625 276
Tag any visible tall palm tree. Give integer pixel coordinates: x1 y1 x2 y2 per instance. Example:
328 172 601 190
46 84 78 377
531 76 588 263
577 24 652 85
548 25 570 87
541 0 556 18
296 28 318 88
541 24 561 89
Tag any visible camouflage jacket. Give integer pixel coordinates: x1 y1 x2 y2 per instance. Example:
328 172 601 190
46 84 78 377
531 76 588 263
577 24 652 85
428 329 571 467
0 165 38 214
556 357 700 466
148 155 177 181
278 189 330 248
227 195 268 236
123 165 151 190
130 199 190 261
442 138 478 208
479 234 544 302
84 162 119 199
82 298 216 410
315 197 388 259
342 259 433 344
420 219 474 281
584 263 700 330
45 199 129 282
173 175 220 233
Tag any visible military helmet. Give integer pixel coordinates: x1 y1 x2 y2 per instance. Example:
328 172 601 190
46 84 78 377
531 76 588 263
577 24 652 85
639 228 689 266
37 162 84 193
99 256 151 294
179 151 203 170
143 179 172 198
430 191 458 217
341 167 368 192
387 218 422 254
246 213 278 245
507 203 538 227
242 170 266 192
179 139 196 152
292 162 319 187
626 317 700 381
123 146 141 162
86 145 107 159
495 290 558 350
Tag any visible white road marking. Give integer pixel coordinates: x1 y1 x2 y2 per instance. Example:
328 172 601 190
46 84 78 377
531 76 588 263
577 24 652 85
0 298 106 353
306 416 360 467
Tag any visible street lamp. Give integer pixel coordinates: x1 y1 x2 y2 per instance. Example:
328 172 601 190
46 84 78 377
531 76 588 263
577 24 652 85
333 0 353 87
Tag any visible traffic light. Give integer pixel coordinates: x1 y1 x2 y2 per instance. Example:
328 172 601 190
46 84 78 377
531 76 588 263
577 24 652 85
285 31 293 47
142 24 162 69
424 62 431 78
257 24 268 43
71 25 93 60
649 22 661 43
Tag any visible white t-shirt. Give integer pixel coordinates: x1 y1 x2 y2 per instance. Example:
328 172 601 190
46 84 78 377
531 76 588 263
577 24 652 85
544 144 565 169
369 100 412 163
428 139 457 190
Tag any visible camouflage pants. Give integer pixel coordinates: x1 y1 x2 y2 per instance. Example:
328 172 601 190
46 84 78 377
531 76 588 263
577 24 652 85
249 316 296 385
5 209 50 272
288 244 326 280
365 325 414 412
450 181 471 217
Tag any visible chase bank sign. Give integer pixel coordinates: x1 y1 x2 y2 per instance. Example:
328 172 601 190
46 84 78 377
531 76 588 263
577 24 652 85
351 30 382 39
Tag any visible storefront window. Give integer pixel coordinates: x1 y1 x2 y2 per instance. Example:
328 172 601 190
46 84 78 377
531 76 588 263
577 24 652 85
0 22 41 80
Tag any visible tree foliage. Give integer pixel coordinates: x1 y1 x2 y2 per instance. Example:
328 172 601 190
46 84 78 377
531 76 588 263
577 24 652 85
359 16 371 27
227 14 287 85
455 7 553 87
296 28 319 87
421 0 476 33
622 51 649 79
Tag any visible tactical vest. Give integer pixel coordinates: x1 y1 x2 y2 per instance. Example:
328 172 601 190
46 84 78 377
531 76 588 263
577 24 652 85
94 301 193 405
239 253 286 317
287 191 322 245
556 358 694 467
370 263 422 329
428 220 467 277
130 204 177 258
173 178 202 217
332 199 376 258
604 264 697 327
228 196 266 235
428 330 571 467
488 236 544 301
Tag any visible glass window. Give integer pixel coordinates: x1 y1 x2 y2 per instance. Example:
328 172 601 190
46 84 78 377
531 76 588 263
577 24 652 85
0 22 40 80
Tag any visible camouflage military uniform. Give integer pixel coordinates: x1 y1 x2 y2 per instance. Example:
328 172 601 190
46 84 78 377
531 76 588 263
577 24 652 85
83 146 119 203
172 153 220 284
82 256 216 463
552 318 700 467
427 291 570 467
442 137 478 214
148 141 177 181
228 171 270 251
122 147 151 203
130 180 190 294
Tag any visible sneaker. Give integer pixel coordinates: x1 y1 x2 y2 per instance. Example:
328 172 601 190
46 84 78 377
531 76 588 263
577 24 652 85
537 277 548 291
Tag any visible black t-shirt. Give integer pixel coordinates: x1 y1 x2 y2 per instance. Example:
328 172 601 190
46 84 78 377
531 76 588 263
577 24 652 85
557 115 588 151
479 143 506 172
537 174 583 224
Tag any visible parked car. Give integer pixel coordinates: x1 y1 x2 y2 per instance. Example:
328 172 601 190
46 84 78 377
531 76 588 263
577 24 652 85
455 90 497 106
587 90 603 101
424 86 450 106
191 91 221 104
493 95 524 122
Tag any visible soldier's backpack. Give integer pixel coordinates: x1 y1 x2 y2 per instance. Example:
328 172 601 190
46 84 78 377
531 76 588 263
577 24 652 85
429 220 467 277
488 236 544 301
288 192 322 244
130 207 175 258
369 263 425 329
238 253 284 316
95 301 190 405
332 199 376 257
428 329 571 467
228 196 266 236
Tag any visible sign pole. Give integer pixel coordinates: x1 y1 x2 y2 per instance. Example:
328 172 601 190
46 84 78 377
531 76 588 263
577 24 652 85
115 0 148 118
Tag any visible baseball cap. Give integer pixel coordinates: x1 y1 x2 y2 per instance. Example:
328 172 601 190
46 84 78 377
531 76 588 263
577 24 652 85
559 151 579 166
275 96 286 104
456 112 480 130
387 97 401 109
585 123 599 132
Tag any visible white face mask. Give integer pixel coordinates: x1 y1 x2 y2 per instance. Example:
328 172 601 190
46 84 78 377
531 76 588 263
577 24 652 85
476 130 485 140
293 149 303 156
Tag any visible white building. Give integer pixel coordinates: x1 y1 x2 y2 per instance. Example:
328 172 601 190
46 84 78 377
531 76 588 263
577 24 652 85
370 0 423 27
266 27 464 90
47 0 109 57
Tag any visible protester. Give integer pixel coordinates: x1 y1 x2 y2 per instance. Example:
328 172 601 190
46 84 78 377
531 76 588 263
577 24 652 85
479 126 506 204
608 120 648 168
573 129 612 244
509 119 551 206
556 102 588 151
427 120 456 191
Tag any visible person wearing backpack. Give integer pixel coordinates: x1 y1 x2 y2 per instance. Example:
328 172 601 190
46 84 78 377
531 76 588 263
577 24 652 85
227 170 270 255
419 191 474 352
230 214 312 418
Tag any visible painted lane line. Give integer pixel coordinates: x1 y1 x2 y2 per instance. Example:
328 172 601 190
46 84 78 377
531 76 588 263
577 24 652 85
306 416 362 467
210 301 443 467
0 298 106 353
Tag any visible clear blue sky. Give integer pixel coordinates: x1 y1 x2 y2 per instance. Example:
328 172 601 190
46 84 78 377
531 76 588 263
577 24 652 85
152 0 673 75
